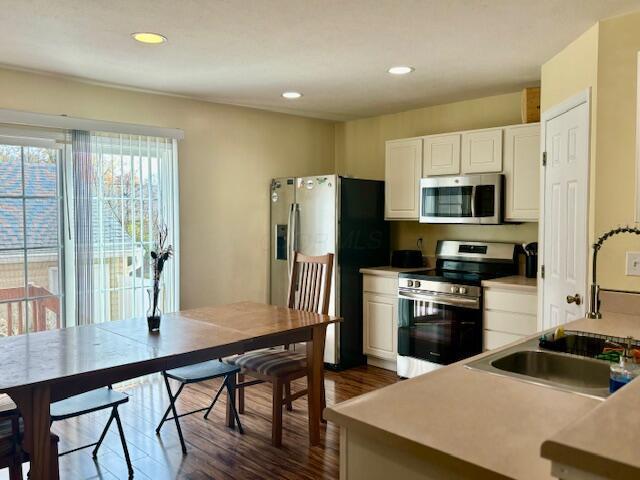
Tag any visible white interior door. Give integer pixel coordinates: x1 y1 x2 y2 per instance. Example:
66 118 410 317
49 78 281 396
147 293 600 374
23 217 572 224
541 96 590 330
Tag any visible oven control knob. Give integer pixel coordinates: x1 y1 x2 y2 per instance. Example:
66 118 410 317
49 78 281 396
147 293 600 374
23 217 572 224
459 287 467 295
414 280 421 288
407 280 414 287
450 286 459 294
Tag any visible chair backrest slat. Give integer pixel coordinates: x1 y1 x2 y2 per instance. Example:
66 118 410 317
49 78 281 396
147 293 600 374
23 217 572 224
298 262 307 309
308 263 318 311
310 263 319 312
287 252 334 315
307 263 314 310
305 263 313 310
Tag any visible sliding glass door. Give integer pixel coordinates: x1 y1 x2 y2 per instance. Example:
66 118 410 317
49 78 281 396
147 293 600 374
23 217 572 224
0 130 178 335
0 143 64 336
90 133 178 324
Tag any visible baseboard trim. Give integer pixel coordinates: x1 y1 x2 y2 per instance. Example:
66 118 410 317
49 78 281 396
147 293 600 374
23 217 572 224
366 356 397 372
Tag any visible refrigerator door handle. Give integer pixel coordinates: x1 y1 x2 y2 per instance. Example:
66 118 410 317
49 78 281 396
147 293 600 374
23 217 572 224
287 203 294 276
287 203 300 277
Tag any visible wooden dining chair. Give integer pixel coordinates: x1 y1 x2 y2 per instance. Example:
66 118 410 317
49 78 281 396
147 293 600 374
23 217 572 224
233 251 334 447
0 399 24 480
0 394 59 480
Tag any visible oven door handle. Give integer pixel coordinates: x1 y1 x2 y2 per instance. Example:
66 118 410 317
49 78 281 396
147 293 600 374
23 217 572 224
398 290 480 309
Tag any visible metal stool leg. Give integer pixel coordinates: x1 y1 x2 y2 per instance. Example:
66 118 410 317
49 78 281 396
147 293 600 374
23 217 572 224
92 408 116 458
203 379 227 420
237 372 245 414
112 407 134 478
161 372 188 454
224 377 244 434
156 379 185 434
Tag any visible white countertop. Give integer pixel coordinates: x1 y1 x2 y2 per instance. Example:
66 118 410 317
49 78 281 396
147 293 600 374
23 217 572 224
481 275 538 292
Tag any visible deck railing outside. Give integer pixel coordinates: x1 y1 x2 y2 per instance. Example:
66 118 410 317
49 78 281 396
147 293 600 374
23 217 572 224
0 284 60 336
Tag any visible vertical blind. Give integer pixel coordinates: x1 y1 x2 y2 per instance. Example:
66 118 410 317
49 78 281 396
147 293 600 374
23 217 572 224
88 132 179 324
72 130 94 326
0 128 179 337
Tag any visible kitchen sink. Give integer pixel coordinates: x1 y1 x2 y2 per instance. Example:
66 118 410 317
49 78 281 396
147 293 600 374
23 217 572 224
466 338 611 399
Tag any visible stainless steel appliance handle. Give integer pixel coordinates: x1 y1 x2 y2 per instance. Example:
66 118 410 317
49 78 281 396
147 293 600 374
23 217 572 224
398 290 480 309
287 203 295 276
289 203 300 276
470 185 476 218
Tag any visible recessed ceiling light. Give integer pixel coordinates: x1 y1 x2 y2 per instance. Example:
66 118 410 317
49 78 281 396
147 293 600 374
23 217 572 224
132 32 167 45
388 66 414 75
282 91 303 99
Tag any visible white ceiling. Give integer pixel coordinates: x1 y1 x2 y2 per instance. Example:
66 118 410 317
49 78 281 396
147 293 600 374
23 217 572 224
2 0 640 121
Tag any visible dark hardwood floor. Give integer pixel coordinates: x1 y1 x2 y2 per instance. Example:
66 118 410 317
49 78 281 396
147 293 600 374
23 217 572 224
2 366 398 480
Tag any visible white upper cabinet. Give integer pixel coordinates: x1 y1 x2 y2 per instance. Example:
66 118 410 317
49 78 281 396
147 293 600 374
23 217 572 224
503 124 540 222
461 128 503 174
422 134 461 176
385 138 422 220
385 123 540 222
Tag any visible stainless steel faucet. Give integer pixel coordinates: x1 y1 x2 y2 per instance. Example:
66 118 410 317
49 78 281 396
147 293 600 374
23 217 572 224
588 225 640 319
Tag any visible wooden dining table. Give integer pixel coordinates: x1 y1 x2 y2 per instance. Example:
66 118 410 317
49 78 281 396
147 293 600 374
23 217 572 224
0 301 340 480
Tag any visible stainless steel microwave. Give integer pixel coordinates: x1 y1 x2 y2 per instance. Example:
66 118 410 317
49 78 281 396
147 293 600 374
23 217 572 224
419 174 504 224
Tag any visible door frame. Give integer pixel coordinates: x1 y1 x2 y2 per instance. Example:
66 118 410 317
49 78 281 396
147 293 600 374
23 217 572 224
537 88 592 331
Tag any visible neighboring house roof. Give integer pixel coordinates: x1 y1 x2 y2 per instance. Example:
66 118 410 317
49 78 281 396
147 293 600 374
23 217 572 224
0 159 134 251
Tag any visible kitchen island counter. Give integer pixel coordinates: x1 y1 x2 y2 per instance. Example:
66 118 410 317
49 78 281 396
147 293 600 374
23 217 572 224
541 312 640 479
325 312 640 480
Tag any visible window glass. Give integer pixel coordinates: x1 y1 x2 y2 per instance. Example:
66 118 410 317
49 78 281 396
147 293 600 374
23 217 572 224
0 145 63 337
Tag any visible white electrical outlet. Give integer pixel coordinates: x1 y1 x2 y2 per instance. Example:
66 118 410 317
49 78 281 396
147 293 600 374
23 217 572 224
625 252 640 276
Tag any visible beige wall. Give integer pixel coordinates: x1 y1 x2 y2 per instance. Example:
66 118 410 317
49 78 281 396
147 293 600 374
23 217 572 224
594 12 640 291
540 24 600 113
540 23 599 263
335 92 539 254
541 14 640 292
0 68 335 309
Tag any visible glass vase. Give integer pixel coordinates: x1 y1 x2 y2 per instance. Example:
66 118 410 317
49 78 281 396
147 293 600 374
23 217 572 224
147 286 162 332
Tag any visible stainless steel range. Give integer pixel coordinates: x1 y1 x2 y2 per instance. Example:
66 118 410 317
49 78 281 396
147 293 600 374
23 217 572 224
397 240 518 378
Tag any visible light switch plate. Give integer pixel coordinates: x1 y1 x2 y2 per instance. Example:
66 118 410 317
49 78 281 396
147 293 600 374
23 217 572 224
625 252 640 276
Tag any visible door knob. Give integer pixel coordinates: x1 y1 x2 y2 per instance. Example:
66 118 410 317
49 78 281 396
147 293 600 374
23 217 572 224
566 293 582 306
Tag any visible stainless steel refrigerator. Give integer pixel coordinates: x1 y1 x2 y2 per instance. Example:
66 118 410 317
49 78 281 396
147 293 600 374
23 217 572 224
270 175 390 369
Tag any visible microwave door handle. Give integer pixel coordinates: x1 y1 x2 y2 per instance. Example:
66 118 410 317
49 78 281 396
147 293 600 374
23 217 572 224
470 185 476 218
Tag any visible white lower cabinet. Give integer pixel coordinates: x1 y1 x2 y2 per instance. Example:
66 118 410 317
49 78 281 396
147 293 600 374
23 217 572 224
483 286 538 350
363 293 398 360
362 273 399 371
